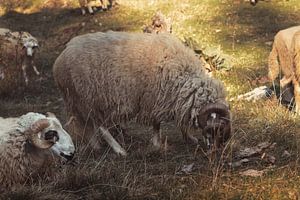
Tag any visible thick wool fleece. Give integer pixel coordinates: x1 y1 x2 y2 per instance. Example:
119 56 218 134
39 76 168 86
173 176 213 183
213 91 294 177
53 31 227 137
0 113 53 189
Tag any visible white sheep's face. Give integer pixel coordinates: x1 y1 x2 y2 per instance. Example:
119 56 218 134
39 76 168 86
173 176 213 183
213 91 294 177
44 116 75 161
23 38 39 57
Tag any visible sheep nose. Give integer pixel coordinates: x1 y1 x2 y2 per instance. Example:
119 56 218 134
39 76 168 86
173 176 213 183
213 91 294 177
60 152 74 161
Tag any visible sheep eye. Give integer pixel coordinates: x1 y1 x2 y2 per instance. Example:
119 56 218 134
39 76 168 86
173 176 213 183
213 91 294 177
44 130 59 141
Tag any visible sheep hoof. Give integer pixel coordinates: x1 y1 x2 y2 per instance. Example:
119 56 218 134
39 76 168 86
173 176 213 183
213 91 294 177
116 148 127 156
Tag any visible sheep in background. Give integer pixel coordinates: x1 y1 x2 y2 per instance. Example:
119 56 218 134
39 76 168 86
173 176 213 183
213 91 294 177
290 31 300 113
0 28 40 95
267 26 300 112
143 11 172 34
78 0 114 15
268 26 300 87
53 31 232 156
0 112 75 189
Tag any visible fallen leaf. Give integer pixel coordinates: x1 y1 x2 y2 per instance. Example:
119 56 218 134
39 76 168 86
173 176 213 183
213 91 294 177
239 169 264 177
180 163 194 174
237 142 272 158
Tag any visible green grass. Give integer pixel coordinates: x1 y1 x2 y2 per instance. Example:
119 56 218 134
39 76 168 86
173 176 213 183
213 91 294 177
1 0 300 199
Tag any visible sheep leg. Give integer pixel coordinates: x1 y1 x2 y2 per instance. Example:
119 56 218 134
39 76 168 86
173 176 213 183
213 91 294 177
87 2 94 14
21 64 29 85
81 8 86 15
99 0 107 10
280 76 292 88
31 60 40 76
293 79 300 114
99 126 127 156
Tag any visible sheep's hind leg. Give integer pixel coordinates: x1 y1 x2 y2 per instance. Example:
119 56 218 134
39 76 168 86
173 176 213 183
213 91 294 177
21 64 29 85
99 126 127 156
87 3 94 14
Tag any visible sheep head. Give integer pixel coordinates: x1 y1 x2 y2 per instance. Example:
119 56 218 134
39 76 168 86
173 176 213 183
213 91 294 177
24 112 75 161
26 119 56 149
21 35 39 57
197 100 231 149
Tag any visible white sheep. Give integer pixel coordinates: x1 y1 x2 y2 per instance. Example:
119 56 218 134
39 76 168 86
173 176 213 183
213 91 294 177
78 0 114 15
53 31 232 156
0 112 75 189
0 28 40 91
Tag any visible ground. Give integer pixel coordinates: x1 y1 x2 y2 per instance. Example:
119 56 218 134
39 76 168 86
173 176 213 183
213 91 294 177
1 0 300 199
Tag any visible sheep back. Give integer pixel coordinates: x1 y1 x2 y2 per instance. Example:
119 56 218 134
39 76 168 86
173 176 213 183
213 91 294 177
54 31 226 131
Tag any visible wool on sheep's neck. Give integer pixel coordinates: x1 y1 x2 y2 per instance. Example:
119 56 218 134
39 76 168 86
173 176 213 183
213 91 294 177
152 73 226 131
17 112 47 132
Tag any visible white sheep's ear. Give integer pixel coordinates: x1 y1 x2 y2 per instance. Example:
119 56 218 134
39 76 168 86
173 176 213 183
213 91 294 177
46 112 56 118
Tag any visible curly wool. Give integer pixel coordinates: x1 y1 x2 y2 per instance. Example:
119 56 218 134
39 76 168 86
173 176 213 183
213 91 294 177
54 31 226 139
0 113 53 189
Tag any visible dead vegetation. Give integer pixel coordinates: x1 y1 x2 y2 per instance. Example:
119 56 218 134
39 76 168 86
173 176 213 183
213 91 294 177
1 0 300 199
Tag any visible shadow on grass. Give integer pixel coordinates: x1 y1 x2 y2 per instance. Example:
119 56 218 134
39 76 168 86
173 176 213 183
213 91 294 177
0 4 148 117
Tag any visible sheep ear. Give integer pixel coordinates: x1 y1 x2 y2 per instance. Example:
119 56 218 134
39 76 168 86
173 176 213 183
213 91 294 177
46 112 56 118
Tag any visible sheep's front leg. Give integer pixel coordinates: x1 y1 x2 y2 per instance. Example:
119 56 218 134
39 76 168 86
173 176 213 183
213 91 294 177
99 126 127 156
99 0 106 10
87 2 94 14
181 129 198 144
21 64 29 85
31 60 40 76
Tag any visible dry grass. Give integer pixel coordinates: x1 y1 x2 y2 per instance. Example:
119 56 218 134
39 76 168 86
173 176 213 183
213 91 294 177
1 0 300 199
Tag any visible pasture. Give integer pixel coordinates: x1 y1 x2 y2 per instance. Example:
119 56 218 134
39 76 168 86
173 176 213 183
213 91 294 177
1 0 300 199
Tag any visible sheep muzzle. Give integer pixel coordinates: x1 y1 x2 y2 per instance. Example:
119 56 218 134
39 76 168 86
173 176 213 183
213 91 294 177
198 101 231 149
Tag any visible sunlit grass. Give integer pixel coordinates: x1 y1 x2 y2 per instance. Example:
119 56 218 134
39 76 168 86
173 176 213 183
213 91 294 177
1 0 300 199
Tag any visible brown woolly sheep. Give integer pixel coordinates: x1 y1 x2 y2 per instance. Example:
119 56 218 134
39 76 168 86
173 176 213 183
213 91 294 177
53 31 232 156
268 26 300 111
0 112 75 190
0 28 40 95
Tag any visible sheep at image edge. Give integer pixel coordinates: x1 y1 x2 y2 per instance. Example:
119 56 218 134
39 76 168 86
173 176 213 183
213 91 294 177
53 31 232 156
0 112 75 189
78 0 114 15
267 26 300 112
0 28 40 85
